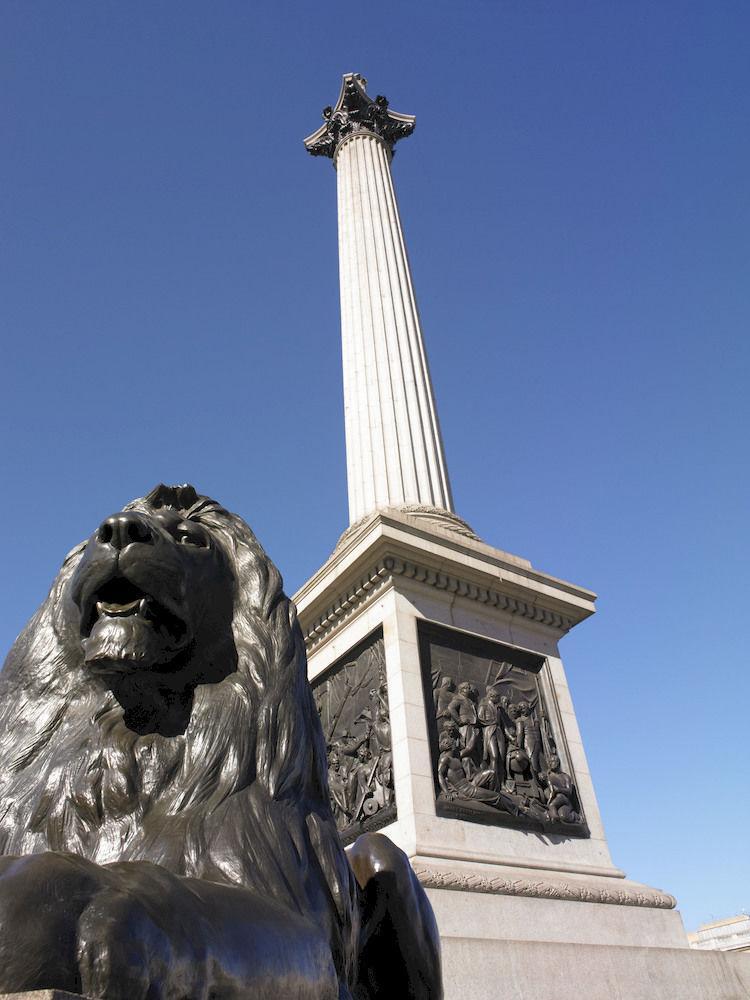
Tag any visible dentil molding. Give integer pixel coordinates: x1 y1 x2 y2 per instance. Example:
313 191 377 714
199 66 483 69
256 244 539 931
301 555 575 650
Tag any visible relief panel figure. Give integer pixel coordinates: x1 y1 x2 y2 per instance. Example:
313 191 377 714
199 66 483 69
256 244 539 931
477 686 506 791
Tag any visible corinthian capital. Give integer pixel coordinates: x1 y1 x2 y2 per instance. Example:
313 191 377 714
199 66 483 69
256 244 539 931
304 73 415 161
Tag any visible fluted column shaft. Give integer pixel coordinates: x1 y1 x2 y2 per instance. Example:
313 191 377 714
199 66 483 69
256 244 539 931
335 131 453 525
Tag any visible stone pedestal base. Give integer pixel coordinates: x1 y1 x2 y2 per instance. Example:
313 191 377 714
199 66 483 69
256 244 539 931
295 511 750 1000
1 953 748 1000
441 938 750 1000
419 857 749 997
422 880 686 951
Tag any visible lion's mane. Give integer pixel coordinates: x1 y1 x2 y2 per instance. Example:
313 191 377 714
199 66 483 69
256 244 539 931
0 487 358 982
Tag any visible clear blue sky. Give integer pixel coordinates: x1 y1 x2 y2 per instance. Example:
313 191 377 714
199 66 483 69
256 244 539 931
2 2 748 932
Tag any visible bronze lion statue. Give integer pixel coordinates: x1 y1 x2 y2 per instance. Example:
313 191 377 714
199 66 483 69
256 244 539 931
0 484 441 999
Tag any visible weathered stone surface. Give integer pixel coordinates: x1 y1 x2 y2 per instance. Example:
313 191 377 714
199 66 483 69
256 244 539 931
441 938 750 999
425 882 687 950
0 993 89 1000
729 953 750 994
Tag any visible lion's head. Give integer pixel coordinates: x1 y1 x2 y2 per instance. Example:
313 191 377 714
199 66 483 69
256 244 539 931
0 485 358 980
66 484 237 735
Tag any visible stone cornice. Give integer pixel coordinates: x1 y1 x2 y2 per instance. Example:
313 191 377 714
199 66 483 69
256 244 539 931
413 864 676 910
301 555 577 650
304 73 415 161
294 509 596 651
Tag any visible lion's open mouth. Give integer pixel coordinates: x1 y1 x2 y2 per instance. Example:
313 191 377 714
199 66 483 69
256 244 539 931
82 576 187 645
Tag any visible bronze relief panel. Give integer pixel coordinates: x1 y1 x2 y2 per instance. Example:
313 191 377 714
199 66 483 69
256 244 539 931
419 622 588 837
312 630 396 842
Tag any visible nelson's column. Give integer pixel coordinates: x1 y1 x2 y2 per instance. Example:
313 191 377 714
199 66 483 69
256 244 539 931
298 74 746 998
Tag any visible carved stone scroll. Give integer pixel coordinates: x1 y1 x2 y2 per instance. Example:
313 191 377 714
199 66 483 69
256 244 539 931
312 630 396 842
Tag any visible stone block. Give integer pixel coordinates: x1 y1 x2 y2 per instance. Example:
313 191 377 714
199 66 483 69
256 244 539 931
728 952 750 994
426 885 688 949
440 937 750 1000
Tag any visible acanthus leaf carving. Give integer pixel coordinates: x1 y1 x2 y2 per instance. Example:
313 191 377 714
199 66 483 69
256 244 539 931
306 76 415 160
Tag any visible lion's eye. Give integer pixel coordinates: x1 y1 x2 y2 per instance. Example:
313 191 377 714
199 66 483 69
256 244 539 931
177 524 208 548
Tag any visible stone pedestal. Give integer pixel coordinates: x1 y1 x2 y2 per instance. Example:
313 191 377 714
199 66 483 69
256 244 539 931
439 940 750 1000
294 508 747 999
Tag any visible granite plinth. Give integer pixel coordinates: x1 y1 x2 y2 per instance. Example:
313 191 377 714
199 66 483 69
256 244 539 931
732 953 750 994
1 952 747 1000
441 938 750 999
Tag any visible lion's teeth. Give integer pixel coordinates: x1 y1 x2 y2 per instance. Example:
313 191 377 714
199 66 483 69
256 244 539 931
138 598 149 617
97 599 141 616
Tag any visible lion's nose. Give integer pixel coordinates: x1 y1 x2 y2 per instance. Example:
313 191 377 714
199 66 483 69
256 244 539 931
97 512 155 550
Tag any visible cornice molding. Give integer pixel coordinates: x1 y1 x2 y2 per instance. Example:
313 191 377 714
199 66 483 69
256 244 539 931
301 554 576 650
413 864 676 910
